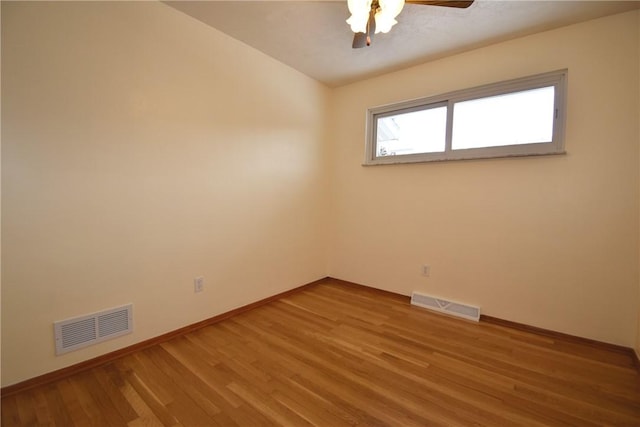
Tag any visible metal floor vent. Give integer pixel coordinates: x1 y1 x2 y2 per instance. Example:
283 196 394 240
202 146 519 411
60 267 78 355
54 304 133 355
411 292 480 322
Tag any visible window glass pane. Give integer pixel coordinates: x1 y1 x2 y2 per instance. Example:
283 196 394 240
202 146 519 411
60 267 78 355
376 106 447 157
451 86 555 150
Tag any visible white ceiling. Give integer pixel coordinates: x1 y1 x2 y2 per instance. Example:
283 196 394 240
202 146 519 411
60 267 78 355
165 1 639 87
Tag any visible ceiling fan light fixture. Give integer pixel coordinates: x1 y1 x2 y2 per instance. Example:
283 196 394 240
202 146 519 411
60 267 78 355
348 0 473 49
347 0 405 34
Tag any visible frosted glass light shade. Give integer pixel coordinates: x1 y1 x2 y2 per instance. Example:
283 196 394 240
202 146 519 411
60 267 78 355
375 0 404 33
346 0 373 33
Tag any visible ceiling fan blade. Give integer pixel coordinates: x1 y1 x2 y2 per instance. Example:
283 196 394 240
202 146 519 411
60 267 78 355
352 32 367 48
405 0 474 8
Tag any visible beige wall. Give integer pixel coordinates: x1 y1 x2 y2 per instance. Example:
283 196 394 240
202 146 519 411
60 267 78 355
1 2 329 386
328 11 640 347
3 3 640 387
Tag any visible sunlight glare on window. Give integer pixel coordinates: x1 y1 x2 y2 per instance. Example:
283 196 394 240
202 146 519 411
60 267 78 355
376 106 447 157
451 86 555 150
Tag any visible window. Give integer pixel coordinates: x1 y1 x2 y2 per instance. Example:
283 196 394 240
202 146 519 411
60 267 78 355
364 70 567 165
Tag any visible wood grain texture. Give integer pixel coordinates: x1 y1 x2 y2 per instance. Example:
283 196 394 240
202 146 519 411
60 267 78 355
1 278 328 398
3 279 640 426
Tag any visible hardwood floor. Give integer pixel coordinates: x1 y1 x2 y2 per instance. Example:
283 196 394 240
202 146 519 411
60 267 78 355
3 279 640 426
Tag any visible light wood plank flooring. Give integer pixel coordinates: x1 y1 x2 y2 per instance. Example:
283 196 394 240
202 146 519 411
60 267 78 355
3 279 640 426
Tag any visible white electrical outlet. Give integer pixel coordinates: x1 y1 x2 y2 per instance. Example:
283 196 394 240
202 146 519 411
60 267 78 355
194 276 204 293
421 265 431 277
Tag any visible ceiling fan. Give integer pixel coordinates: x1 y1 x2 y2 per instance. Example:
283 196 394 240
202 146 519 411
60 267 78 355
347 0 474 48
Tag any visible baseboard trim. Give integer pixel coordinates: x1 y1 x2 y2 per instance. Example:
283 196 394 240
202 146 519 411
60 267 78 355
328 278 639 367
480 315 637 359
1 277 330 397
328 278 411 302
3 276 637 396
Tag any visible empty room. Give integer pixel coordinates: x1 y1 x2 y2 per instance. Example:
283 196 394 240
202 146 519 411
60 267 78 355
2 0 640 425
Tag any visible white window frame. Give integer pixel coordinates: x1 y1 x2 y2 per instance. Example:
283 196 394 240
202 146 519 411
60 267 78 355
364 70 567 165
